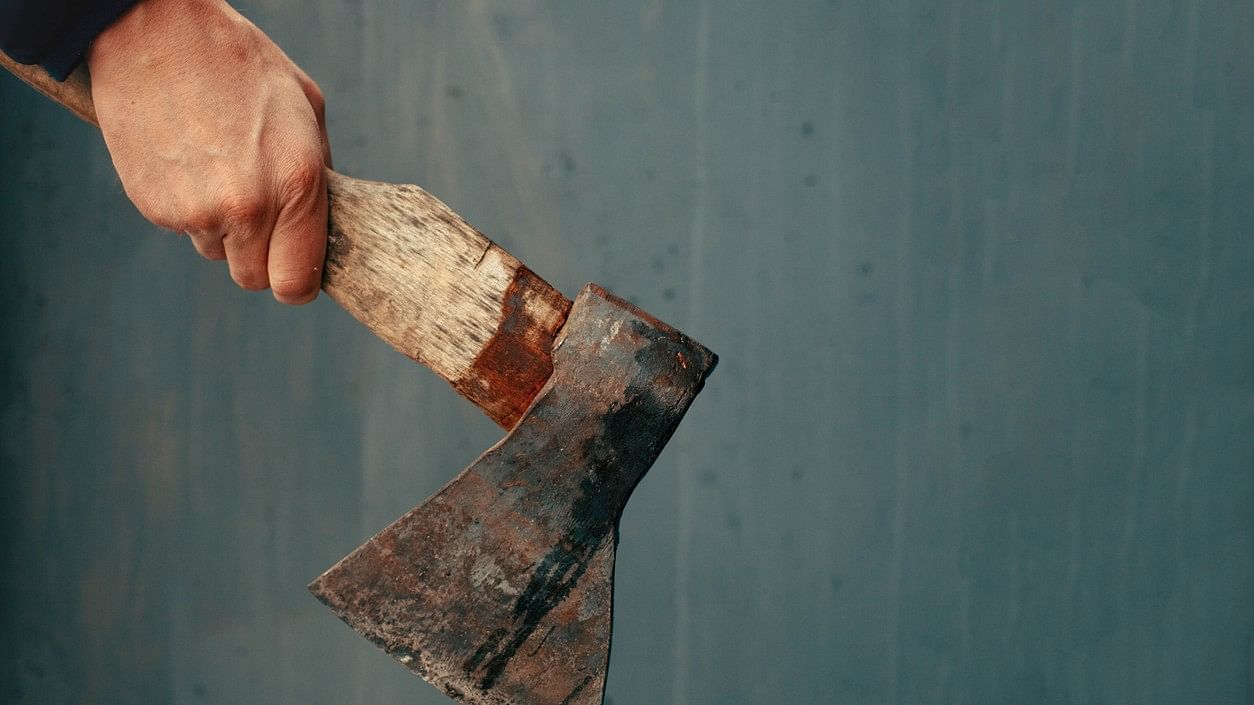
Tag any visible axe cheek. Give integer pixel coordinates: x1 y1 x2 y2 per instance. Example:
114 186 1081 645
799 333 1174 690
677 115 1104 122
309 284 716 705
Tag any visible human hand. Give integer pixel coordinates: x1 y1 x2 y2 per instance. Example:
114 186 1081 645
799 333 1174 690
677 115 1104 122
87 0 331 304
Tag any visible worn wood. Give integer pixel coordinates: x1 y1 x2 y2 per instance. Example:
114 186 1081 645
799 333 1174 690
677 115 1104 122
0 51 572 429
0 55 96 125
322 172 569 428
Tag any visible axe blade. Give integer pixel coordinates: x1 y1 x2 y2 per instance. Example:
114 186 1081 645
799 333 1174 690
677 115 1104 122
309 285 716 705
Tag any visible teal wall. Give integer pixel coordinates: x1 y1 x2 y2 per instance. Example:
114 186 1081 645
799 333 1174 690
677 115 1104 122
2 1 1251 703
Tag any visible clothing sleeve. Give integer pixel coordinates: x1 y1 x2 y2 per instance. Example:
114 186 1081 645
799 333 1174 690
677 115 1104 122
0 0 141 80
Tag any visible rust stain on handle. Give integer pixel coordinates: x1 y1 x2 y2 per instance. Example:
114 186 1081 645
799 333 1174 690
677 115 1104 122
458 263 571 429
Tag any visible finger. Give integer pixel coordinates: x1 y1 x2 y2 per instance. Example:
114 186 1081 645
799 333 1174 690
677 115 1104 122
296 74 332 168
184 229 227 261
219 191 276 291
319 120 333 169
267 159 327 305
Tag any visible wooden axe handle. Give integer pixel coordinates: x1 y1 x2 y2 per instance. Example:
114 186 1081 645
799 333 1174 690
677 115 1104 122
1 53 571 429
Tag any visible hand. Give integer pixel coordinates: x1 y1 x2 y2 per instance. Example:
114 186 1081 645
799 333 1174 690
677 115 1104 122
87 0 331 304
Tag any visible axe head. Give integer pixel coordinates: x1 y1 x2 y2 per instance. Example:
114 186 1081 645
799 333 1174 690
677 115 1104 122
309 285 716 705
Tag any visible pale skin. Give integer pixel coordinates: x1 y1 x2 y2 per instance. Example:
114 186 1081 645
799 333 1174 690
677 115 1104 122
87 0 330 304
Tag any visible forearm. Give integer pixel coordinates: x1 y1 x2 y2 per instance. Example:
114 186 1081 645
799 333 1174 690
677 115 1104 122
0 0 141 79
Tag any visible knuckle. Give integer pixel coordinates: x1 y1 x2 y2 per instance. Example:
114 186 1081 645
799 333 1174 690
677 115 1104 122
146 211 182 233
219 189 269 231
181 210 219 236
307 88 326 121
279 155 325 204
298 72 325 111
128 196 179 232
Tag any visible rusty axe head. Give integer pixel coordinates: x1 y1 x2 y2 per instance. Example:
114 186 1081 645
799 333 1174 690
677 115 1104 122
309 284 716 705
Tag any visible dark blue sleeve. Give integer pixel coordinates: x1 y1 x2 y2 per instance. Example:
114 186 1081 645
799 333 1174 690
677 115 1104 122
0 0 142 80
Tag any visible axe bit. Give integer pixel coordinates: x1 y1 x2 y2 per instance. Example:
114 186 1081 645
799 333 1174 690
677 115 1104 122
4 53 717 705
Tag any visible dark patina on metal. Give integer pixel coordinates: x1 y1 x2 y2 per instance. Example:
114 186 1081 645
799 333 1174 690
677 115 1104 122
309 284 716 705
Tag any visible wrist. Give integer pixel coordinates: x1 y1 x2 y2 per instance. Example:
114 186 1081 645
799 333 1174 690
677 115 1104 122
87 0 234 71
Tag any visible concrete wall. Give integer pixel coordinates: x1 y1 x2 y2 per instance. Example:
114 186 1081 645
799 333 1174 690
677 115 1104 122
2 1 1251 703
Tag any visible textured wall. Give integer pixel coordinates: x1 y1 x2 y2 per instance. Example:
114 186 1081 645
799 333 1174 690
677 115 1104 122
2 1 1252 704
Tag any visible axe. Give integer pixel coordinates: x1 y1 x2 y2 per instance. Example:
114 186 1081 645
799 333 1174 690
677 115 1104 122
3 53 715 705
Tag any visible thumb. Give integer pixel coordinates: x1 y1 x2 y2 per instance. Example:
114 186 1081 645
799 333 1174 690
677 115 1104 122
267 159 328 305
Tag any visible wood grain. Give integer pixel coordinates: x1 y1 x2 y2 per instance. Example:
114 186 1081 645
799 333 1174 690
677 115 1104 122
0 56 96 125
0 50 572 428
323 172 569 428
